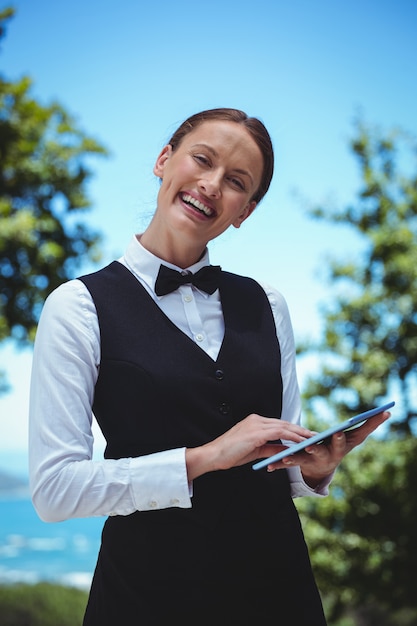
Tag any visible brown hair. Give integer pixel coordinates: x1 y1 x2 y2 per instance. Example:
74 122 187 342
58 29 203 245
168 108 274 204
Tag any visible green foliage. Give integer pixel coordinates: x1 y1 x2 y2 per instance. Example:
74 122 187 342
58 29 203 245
0 582 88 626
0 6 14 42
296 436 417 623
0 7 108 348
297 118 417 623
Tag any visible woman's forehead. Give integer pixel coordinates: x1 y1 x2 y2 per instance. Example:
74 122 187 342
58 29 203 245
183 119 256 146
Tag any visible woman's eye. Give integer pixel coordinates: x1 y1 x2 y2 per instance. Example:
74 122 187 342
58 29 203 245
194 154 210 166
229 177 245 190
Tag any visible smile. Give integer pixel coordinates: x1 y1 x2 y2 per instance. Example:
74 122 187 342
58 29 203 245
180 193 215 217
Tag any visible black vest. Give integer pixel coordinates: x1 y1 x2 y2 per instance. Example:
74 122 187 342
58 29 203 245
80 262 326 626
81 262 284 454
80 260 293 517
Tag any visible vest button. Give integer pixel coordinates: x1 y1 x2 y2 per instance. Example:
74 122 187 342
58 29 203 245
215 369 224 380
218 402 230 415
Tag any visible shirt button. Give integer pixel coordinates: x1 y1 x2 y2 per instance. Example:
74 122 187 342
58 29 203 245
219 402 230 415
183 295 192 302
195 333 204 342
149 500 158 509
170 498 180 506
215 369 224 380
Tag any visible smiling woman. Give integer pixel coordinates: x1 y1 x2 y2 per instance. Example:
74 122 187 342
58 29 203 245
28 108 390 626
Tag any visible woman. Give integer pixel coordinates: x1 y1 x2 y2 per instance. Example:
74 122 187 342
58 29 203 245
29 108 390 625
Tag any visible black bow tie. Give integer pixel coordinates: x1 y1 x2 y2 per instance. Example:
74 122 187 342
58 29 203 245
155 264 222 296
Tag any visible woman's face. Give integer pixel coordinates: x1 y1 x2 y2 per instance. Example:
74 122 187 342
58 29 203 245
153 120 264 247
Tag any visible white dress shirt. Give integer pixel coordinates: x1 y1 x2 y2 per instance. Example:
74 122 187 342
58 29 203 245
29 235 330 523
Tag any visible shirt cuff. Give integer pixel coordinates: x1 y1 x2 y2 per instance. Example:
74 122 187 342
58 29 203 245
286 465 334 498
128 447 192 511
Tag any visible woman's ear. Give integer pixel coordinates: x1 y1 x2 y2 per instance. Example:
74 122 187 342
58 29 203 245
233 200 257 228
153 145 173 178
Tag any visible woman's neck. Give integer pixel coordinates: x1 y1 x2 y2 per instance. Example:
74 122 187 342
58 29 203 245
138 228 206 269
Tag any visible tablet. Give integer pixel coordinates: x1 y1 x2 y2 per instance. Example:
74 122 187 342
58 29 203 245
252 400 395 471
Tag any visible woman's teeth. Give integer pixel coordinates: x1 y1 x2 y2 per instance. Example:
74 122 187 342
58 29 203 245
181 194 214 217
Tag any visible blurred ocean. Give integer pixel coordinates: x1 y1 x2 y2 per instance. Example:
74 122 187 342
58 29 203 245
0 495 103 590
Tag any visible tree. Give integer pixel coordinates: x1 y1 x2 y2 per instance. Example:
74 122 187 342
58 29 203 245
296 437 417 625
0 7 107 358
296 118 417 623
0 582 88 626
299 117 417 434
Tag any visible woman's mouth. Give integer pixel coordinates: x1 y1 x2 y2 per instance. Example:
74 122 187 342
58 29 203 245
180 193 215 218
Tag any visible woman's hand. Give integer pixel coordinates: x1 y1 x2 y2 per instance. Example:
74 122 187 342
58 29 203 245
186 409 391 485
273 410 392 488
185 413 316 481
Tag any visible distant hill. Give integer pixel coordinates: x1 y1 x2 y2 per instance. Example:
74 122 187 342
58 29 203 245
0 469 29 496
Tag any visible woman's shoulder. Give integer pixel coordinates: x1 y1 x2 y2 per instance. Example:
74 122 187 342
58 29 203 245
41 279 96 325
36 279 99 357
44 278 91 306
257 280 290 316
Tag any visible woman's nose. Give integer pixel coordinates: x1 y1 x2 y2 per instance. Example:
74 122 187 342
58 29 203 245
198 172 222 197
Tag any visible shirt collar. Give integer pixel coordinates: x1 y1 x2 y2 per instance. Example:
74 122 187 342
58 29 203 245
122 235 212 296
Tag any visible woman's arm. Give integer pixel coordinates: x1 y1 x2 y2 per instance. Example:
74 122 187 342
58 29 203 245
262 283 334 496
262 282 390 488
29 280 191 522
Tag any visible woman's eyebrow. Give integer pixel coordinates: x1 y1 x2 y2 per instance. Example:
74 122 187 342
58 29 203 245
192 142 218 156
191 143 254 184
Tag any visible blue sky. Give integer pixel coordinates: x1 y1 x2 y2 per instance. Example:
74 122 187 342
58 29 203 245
1 0 416 472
